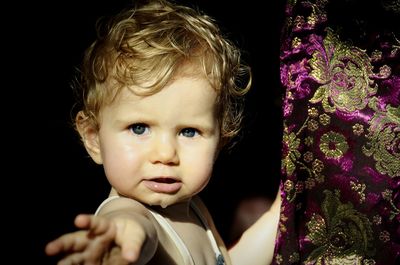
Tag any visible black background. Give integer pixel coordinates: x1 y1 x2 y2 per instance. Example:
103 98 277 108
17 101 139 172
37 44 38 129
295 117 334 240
5 1 285 264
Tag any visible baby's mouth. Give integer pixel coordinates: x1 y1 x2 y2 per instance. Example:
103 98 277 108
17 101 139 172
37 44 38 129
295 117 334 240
143 177 182 194
153 177 177 184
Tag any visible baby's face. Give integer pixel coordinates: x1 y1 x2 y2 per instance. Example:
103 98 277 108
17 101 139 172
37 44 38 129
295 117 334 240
95 72 220 208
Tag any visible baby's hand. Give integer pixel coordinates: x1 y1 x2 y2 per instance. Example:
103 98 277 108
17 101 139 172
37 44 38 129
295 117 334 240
45 214 145 265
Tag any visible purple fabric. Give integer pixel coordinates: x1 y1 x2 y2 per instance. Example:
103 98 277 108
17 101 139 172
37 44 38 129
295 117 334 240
274 0 400 264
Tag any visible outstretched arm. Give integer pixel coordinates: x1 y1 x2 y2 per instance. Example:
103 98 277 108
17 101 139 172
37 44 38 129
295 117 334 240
228 190 281 265
45 198 158 265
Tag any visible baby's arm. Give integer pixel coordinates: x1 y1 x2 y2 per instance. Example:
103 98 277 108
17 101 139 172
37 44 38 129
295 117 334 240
45 198 158 265
229 190 281 265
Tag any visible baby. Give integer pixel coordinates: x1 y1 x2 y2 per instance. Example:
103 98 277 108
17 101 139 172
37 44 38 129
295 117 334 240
45 0 253 264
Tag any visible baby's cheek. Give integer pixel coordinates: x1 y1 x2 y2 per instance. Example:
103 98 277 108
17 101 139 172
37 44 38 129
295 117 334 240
103 153 140 187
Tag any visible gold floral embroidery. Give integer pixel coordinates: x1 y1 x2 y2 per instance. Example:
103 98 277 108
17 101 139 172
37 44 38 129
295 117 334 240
319 113 331 126
350 181 366 203
381 189 393 200
377 65 391 78
302 158 326 188
372 215 382 225
308 107 319 118
304 151 314 163
282 129 301 176
312 159 324 172
352 123 364 136
307 12 317 26
305 190 375 263
305 136 314 146
308 119 319 131
370 50 382 62
363 102 400 178
284 180 296 202
284 179 295 192
379 231 390 243
292 0 327 30
381 189 400 219
306 0 328 27
281 115 327 198
292 37 302 48
293 15 306 30
319 131 349 159
309 29 377 113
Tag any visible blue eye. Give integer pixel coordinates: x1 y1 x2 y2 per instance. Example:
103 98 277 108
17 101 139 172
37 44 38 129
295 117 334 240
130 123 149 135
180 128 198 138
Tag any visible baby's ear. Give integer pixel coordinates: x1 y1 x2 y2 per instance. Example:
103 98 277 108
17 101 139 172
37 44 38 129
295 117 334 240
75 111 103 164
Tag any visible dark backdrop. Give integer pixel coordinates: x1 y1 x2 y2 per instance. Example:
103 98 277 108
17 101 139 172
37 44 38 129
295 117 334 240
5 1 285 264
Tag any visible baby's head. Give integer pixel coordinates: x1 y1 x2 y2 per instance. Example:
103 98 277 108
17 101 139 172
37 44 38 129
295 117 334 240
75 0 251 148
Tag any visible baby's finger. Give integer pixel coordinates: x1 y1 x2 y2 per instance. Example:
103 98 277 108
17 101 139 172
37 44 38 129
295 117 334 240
45 231 90 255
73 214 93 229
75 215 115 239
45 239 64 256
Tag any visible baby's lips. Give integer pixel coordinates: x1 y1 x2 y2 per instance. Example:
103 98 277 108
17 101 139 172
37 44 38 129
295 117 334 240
143 178 182 193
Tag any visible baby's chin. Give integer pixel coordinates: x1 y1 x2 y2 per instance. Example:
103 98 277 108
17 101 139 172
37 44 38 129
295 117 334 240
160 200 173 209
149 193 195 209
149 199 173 209
145 195 182 209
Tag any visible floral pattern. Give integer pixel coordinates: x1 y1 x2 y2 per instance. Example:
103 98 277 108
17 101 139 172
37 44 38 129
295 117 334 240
273 0 400 264
305 190 374 263
308 29 378 113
